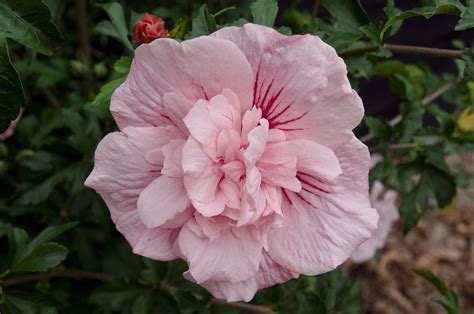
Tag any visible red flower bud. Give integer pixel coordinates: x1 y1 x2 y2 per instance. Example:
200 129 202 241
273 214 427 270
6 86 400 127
133 14 167 44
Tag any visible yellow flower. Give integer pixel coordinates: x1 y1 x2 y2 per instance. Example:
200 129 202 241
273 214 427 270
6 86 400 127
457 107 474 133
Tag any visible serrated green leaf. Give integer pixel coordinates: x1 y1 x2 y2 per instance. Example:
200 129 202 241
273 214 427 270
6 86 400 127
131 290 155 314
455 0 474 30
374 61 425 101
7 223 76 273
364 116 392 143
91 75 126 113
320 0 370 32
0 36 25 132
0 291 58 314
461 49 474 81
250 0 278 27
113 56 132 74
383 0 403 36
380 1 465 41
400 161 456 233
10 242 68 273
168 17 188 40
0 222 11 237
191 5 217 37
95 2 133 51
414 269 461 314
27 222 78 252
296 293 327 314
0 0 63 55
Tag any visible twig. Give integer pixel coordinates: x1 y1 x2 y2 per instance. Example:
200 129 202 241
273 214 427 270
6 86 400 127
43 88 61 107
387 143 417 150
2 268 276 313
75 0 94 95
210 298 276 314
360 79 460 143
311 0 320 18
338 44 465 59
2 268 108 288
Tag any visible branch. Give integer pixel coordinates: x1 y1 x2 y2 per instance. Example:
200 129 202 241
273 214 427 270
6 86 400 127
338 44 464 59
387 143 417 150
2 268 275 314
210 299 276 314
2 268 108 288
75 0 94 95
360 78 460 143
311 0 320 18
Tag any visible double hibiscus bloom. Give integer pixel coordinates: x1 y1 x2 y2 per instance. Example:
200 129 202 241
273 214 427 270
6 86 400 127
86 23 379 301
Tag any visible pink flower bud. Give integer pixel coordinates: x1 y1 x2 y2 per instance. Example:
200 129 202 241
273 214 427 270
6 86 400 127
133 14 167 44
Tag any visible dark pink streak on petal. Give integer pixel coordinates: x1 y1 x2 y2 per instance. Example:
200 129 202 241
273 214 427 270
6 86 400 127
270 111 308 129
274 127 304 132
252 70 260 107
266 101 294 124
200 86 209 100
296 172 330 194
294 191 317 209
282 189 293 206
256 79 274 110
261 86 284 118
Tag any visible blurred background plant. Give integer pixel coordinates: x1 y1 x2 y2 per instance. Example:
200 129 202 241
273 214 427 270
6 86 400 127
0 0 473 313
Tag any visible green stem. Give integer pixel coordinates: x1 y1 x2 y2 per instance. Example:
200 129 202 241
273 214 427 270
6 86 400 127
213 6 236 19
0 270 10 280
338 44 464 59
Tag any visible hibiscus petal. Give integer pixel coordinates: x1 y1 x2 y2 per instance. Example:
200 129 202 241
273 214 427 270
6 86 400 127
137 175 190 228
243 119 269 166
162 139 185 177
85 125 183 220
267 135 378 274
163 92 194 135
178 224 262 284
115 211 179 261
212 24 363 148
111 36 253 130
182 137 224 204
185 251 297 302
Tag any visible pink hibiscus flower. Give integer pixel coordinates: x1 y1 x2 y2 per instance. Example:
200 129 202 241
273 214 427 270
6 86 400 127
351 155 399 263
86 23 378 302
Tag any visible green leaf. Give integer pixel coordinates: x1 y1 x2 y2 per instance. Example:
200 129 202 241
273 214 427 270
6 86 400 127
0 0 63 55
461 49 474 81
364 116 392 144
7 223 76 273
91 76 126 112
380 1 465 41
0 36 25 132
10 242 68 273
26 222 78 252
250 0 278 27
400 161 455 233
89 285 147 311
296 293 327 314
113 56 132 74
413 269 461 314
1 291 58 314
168 17 188 40
320 0 370 32
383 0 403 36
374 61 425 101
191 5 217 37
0 222 11 236
455 0 474 30
95 2 133 51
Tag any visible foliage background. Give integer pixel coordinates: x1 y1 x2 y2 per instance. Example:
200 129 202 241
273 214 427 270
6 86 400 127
0 0 473 313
